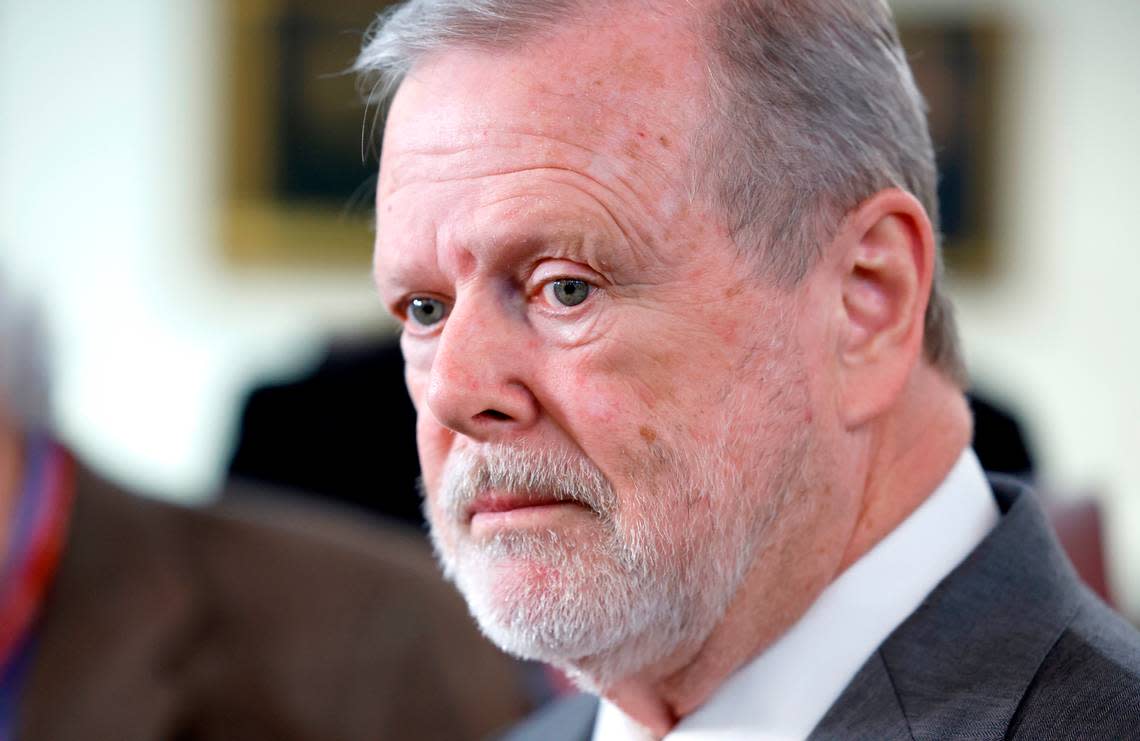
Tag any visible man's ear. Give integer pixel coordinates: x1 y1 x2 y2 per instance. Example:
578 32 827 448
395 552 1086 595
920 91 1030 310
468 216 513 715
832 188 934 428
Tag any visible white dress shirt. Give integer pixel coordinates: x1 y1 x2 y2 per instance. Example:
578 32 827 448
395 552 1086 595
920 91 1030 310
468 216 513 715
592 448 999 741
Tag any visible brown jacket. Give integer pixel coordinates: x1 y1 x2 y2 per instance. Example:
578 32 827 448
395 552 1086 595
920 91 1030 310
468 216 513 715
17 468 530 740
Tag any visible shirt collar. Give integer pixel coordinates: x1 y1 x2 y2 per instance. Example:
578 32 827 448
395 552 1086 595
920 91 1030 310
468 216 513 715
594 447 999 741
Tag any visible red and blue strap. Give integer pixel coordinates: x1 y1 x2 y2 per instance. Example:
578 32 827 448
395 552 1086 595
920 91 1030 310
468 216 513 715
0 437 74 738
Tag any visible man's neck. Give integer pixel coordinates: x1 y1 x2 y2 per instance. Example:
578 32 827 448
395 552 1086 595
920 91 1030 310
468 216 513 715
594 368 973 738
835 370 974 573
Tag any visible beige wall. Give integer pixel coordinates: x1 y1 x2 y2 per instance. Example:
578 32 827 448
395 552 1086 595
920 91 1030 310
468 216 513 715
0 0 386 498
2 0 1139 613
897 0 1140 615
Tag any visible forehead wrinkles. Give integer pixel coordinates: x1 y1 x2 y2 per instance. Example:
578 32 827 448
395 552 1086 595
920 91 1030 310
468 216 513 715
378 12 711 201
378 146 670 265
380 95 688 216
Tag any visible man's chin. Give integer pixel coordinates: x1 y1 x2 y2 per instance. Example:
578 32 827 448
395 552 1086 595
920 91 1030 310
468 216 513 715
447 545 635 659
457 563 686 691
444 518 605 573
451 539 588 598
444 536 732 691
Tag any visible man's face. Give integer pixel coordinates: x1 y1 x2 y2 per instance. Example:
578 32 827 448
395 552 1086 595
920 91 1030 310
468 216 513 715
374 19 821 684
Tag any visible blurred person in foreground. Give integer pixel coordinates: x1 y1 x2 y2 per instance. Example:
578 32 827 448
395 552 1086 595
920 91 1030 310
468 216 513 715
355 0 1140 738
0 287 529 739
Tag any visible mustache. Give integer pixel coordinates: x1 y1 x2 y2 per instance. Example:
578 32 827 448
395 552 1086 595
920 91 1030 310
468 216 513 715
433 444 616 521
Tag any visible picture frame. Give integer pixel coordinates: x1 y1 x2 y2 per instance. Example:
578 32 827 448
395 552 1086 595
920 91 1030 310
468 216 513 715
222 0 387 268
898 18 1006 276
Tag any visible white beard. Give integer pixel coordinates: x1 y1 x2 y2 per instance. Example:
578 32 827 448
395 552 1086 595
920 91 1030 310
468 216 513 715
425 411 806 690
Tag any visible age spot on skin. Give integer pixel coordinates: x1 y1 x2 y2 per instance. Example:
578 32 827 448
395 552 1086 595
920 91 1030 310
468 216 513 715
658 134 670 148
639 425 658 444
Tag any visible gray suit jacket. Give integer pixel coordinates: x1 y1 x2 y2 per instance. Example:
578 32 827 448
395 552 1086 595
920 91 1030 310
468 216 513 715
503 477 1140 740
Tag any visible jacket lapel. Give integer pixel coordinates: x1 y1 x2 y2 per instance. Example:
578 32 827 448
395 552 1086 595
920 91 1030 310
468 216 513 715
809 650 913 740
813 479 1083 741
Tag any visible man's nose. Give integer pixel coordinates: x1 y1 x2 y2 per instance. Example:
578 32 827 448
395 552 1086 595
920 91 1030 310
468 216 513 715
425 296 539 440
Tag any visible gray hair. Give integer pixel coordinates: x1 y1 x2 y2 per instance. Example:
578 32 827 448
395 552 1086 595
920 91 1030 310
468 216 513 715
0 279 53 430
355 0 967 386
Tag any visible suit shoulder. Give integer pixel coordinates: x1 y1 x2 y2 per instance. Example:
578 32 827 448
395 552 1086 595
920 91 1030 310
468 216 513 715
177 487 468 627
1009 593 1140 737
194 487 438 575
65 470 531 739
500 693 598 741
177 489 533 738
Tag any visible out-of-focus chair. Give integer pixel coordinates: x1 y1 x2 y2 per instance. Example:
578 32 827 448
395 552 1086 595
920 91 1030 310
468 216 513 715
229 338 424 529
1044 496 1115 608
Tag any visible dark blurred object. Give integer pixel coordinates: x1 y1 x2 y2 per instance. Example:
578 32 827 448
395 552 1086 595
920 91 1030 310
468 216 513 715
1044 497 1115 608
229 337 424 529
968 392 1036 481
20 464 529 740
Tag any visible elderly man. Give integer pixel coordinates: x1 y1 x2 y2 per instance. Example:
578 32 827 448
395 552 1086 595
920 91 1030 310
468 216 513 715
357 0 1140 738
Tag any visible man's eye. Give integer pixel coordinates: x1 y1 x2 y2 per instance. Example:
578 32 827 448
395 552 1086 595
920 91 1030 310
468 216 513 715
407 297 448 327
544 279 591 308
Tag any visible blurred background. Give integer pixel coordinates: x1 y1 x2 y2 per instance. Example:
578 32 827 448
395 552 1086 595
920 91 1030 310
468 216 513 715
1 0 1138 618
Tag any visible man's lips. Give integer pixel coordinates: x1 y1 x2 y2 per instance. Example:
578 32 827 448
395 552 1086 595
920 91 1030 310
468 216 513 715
467 494 566 517
465 492 594 535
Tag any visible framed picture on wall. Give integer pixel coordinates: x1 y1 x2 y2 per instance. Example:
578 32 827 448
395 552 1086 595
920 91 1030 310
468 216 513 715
898 18 1006 276
222 0 388 268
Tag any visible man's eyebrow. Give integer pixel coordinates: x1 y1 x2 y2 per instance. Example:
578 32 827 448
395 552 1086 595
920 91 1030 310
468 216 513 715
370 265 386 293
372 262 414 297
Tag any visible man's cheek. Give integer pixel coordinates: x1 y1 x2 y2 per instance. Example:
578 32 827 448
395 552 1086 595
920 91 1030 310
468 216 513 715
402 351 432 412
563 371 663 478
563 357 638 429
415 416 452 493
